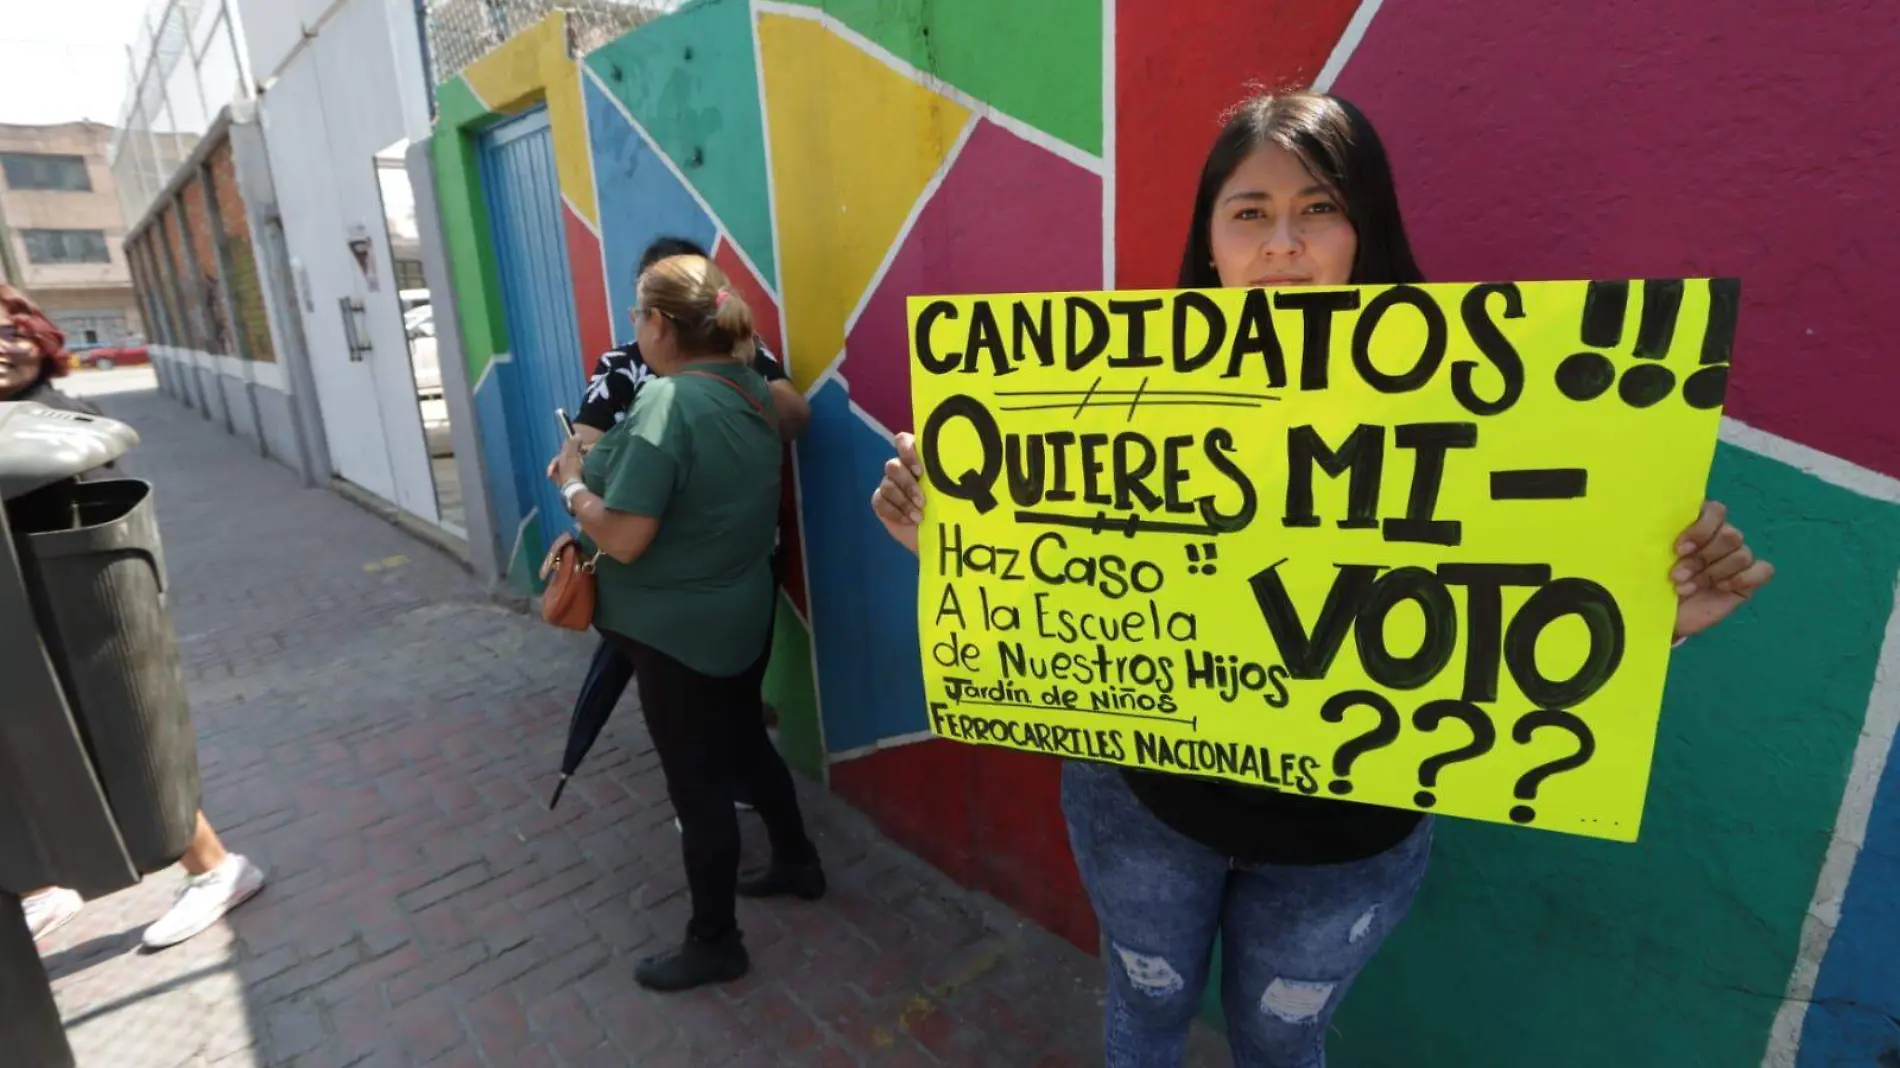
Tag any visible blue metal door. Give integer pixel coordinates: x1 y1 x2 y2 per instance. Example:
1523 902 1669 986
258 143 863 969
478 108 586 559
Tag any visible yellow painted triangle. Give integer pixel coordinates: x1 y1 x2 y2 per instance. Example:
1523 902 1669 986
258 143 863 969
759 14 972 391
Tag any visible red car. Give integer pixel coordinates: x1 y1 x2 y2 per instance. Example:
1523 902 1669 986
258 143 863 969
71 341 150 370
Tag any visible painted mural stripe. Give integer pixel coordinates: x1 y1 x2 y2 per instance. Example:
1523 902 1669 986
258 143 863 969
578 62 617 346
1722 417 1900 505
810 366 900 446
458 73 493 115
579 64 783 306
749 0 791 371
561 193 601 240
505 507 540 587
787 447 829 778
1311 0 1388 92
471 353 497 397
827 729 939 765
567 65 604 243
1761 568 1900 1068
1100 0 1116 290
839 111 980 341
847 394 899 448
802 364 842 401
750 0 1104 177
788 112 985 397
779 580 809 629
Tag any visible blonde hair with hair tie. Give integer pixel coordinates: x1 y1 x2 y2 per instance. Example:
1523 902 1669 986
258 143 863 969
638 256 756 362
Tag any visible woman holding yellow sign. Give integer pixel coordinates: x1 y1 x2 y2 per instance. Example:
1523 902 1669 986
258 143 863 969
872 92 1774 1067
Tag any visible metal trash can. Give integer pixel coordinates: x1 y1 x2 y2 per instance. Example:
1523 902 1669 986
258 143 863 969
0 399 199 1067
14 477 202 874
0 893 69 1068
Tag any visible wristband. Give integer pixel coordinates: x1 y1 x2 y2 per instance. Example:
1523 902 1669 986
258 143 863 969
562 480 588 513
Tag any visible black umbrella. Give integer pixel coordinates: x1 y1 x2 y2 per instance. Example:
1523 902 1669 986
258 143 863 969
548 639 635 808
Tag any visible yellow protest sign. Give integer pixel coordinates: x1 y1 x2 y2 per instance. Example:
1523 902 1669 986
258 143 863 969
908 279 1736 841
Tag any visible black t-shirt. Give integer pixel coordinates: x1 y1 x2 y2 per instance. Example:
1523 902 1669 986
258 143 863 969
576 338 787 432
1121 768 1424 866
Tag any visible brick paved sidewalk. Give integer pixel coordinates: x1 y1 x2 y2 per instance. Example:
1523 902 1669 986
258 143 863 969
37 375 1228 1068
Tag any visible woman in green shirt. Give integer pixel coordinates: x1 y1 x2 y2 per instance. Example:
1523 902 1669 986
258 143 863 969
548 255 822 992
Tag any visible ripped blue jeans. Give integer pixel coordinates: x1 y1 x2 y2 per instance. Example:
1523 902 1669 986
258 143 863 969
1062 761 1432 1068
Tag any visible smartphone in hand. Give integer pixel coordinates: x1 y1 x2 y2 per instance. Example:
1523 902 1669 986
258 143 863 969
556 407 575 438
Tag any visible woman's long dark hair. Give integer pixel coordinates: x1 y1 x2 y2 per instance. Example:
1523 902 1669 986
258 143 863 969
1176 92 1423 289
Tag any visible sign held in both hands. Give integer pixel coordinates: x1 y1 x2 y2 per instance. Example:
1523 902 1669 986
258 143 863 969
908 278 1736 841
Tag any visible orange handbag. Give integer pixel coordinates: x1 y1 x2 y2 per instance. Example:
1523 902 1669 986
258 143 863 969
539 532 600 631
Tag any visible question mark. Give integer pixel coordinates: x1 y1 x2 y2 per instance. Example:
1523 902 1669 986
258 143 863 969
1319 690 1402 796
1411 699 1498 809
1510 710 1596 824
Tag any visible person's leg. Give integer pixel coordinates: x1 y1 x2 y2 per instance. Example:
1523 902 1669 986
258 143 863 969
1063 761 1228 1068
143 811 266 950
731 651 823 900
1218 818 1433 1068
734 548 789 810
607 631 749 990
179 810 227 875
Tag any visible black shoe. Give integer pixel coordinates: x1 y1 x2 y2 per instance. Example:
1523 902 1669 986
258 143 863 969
634 930 749 992
737 859 826 901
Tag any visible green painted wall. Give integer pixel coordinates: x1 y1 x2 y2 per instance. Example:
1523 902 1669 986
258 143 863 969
799 0 1103 156
763 597 824 778
431 76 508 381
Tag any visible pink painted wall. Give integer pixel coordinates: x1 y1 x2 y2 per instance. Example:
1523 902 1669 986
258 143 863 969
1114 0 1358 289
1333 0 1900 476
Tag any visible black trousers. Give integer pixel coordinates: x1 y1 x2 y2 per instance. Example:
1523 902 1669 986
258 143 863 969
570 551 785 803
599 629 815 942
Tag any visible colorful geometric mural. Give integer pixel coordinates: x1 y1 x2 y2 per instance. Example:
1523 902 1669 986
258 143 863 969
1321 3 1900 1062
428 1 1900 1062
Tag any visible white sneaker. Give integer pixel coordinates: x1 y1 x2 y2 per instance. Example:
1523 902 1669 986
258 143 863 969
23 888 84 944
142 854 266 950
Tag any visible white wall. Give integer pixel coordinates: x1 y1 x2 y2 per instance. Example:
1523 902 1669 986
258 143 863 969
233 0 306 86
241 0 439 521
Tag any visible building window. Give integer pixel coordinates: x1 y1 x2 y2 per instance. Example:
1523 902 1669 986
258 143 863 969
21 229 112 265
52 312 129 345
394 258 427 291
0 153 93 192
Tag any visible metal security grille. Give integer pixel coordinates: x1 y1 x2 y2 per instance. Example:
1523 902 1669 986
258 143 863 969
422 0 683 84
108 0 249 227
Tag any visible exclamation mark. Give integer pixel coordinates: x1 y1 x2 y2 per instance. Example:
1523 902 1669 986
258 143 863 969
1185 543 1219 575
1555 281 1628 401
1618 279 1685 407
1682 278 1740 411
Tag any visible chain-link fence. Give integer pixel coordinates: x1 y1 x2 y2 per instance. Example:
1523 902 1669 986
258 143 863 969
108 0 249 228
421 0 684 85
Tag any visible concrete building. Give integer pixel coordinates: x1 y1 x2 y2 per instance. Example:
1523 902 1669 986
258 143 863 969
0 121 145 344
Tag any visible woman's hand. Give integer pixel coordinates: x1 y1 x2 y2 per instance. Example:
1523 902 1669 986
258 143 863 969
1672 500 1774 640
871 432 925 556
548 435 585 486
